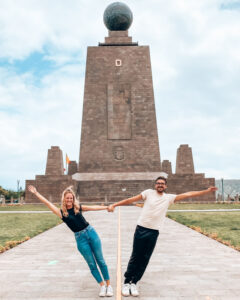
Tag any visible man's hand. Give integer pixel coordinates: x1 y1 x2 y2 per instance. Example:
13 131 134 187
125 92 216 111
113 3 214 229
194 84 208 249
28 185 37 194
107 205 115 212
207 186 218 193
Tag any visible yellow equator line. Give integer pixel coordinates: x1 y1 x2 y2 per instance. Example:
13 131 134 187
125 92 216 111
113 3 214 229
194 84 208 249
116 207 122 300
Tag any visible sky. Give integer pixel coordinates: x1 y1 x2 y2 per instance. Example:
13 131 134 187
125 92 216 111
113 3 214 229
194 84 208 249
0 0 240 190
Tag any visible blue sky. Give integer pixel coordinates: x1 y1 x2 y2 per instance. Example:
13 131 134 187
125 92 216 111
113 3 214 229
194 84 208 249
0 0 240 190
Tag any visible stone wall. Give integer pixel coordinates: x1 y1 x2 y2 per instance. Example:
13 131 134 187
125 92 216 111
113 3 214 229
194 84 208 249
76 174 215 203
25 175 75 203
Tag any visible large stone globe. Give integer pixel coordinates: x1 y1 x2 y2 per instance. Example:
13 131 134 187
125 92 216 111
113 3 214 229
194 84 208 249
103 2 133 31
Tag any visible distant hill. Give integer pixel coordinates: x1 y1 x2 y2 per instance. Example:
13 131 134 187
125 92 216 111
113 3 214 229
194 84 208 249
215 179 240 198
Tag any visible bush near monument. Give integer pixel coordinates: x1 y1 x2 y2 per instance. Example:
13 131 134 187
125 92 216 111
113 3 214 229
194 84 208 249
0 185 25 201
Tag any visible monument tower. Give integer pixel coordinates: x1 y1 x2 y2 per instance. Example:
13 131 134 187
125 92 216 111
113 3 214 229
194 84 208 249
78 3 161 174
72 2 164 201
25 2 215 203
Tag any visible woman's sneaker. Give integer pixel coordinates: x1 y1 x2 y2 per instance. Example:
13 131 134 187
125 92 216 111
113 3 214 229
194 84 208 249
106 285 113 297
130 283 139 297
122 283 130 296
99 285 106 297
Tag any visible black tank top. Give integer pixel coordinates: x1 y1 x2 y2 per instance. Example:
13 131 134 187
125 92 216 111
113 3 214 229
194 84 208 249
61 205 89 233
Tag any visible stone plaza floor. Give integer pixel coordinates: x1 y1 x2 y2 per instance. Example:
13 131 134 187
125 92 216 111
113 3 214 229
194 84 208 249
0 206 240 300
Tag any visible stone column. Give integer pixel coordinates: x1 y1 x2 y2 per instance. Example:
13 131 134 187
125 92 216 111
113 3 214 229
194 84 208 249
68 161 78 175
176 144 195 174
45 146 64 176
162 160 172 175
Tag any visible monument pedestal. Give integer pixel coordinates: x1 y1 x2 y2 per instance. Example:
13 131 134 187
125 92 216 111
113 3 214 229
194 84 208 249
73 172 215 203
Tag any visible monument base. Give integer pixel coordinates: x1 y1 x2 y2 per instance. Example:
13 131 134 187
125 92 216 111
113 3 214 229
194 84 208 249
73 172 215 203
25 172 215 203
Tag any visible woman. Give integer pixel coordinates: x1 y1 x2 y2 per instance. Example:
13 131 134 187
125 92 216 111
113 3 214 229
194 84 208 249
28 185 113 297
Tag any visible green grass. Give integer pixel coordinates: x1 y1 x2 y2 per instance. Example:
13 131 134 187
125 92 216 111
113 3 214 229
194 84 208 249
1 203 240 211
0 214 62 249
0 204 59 211
167 211 240 249
169 203 240 210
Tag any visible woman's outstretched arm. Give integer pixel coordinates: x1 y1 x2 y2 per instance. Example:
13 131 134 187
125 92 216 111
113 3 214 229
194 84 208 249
28 185 62 218
81 205 108 212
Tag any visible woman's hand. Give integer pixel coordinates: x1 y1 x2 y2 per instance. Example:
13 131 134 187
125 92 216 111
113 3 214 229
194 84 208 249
27 185 61 218
107 205 114 212
28 185 37 194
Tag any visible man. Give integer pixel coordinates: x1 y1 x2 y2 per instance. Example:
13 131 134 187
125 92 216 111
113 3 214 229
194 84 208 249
108 176 217 297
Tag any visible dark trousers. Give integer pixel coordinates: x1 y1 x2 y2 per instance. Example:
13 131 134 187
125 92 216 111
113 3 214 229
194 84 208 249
124 225 159 284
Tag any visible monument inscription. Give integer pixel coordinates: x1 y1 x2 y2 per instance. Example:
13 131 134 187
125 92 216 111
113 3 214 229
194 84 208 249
107 83 132 140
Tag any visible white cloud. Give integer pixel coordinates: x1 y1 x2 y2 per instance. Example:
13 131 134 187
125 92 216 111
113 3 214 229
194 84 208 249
0 63 84 189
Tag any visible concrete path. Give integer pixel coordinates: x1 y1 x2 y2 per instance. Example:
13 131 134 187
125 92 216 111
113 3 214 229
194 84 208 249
0 207 240 300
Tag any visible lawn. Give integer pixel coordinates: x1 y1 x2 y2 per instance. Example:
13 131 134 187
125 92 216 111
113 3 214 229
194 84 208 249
169 203 240 210
0 214 62 252
167 211 240 250
0 204 57 211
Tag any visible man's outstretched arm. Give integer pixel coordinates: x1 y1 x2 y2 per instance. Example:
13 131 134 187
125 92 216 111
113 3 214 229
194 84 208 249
174 186 217 202
108 194 143 212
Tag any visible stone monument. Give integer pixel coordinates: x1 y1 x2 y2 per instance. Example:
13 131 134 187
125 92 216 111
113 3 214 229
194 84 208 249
25 2 215 203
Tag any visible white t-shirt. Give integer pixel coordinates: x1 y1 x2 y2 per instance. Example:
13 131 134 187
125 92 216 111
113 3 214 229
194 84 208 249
137 189 176 230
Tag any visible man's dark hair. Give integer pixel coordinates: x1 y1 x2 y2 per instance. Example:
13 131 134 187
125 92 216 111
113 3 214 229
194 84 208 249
155 176 167 184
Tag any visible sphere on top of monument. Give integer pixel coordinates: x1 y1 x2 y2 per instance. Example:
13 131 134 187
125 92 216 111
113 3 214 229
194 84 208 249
103 2 133 31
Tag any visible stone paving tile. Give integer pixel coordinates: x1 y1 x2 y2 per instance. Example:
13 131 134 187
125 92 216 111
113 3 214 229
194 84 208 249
0 206 240 299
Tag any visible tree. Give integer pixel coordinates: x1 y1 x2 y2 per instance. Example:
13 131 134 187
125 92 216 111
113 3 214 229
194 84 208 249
0 186 25 200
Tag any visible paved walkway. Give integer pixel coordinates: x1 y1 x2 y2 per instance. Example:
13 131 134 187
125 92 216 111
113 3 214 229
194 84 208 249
0 207 240 300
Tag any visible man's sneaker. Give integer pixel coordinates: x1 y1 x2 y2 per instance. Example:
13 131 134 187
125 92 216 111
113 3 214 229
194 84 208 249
130 283 139 297
122 283 130 296
106 285 113 297
99 285 106 297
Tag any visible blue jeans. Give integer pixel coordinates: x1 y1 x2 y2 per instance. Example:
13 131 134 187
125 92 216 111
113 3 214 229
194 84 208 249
74 225 110 283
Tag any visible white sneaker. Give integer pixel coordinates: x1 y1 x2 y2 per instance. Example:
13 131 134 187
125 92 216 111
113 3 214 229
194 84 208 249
122 283 130 296
130 283 139 297
99 285 106 297
106 285 113 297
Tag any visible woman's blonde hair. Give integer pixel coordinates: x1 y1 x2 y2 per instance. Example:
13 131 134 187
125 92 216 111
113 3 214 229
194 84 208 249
61 186 80 217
